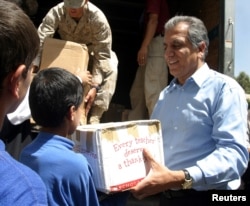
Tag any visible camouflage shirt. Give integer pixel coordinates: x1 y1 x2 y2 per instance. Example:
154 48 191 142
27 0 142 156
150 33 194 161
35 2 117 110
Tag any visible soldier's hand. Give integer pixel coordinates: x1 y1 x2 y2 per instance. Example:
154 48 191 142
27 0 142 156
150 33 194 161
75 70 92 86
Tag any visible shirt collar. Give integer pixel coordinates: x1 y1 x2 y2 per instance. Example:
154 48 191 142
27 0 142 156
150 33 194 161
168 78 178 92
169 63 210 90
190 63 210 88
0 139 5 151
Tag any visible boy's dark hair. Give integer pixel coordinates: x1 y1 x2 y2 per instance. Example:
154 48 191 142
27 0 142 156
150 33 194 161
29 68 84 127
0 0 39 87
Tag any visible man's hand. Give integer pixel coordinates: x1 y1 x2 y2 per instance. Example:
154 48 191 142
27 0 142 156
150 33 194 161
137 46 148 66
130 149 185 200
75 70 92 85
84 87 97 116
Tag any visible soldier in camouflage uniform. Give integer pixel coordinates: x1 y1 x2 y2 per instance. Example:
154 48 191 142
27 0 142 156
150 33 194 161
33 0 118 124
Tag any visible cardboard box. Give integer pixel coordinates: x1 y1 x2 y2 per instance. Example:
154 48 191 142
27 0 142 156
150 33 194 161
39 38 89 124
39 37 89 73
71 119 164 194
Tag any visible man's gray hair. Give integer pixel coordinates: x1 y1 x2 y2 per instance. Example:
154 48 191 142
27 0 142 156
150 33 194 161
164 15 209 60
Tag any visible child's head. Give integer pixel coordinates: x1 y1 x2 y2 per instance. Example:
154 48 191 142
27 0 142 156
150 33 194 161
0 0 39 116
29 67 84 133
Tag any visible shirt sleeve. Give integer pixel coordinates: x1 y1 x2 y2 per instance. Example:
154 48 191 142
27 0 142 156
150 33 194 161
146 0 161 14
33 6 60 67
87 9 114 84
187 80 249 190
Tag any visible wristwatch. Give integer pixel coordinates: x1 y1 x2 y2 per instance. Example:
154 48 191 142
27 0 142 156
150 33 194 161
181 169 193 189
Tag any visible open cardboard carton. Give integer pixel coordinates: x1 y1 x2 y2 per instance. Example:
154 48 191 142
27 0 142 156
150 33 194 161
70 119 165 194
39 37 89 124
39 37 89 73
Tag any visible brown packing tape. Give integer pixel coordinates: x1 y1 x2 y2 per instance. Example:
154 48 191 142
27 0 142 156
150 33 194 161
148 121 161 135
127 124 139 139
100 127 119 142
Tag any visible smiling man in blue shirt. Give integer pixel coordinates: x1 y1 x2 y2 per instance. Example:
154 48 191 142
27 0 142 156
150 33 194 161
131 15 249 205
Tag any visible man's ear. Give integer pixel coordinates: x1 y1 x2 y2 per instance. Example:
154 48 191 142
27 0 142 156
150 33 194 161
198 41 206 59
66 105 76 121
9 64 26 98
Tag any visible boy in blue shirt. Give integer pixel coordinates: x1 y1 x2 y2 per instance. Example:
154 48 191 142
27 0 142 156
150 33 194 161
20 68 100 206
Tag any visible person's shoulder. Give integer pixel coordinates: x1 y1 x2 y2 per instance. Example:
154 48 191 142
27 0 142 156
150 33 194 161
209 69 245 94
87 2 102 12
54 150 93 180
54 2 64 9
45 137 90 170
66 150 90 169
209 69 239 85
47 2 65 16
0 153 47 205
87 2 108 21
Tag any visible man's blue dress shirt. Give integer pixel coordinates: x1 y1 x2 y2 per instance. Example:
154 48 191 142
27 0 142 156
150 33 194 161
151 63 249 190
